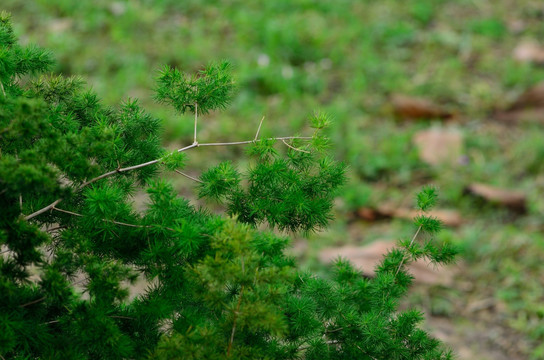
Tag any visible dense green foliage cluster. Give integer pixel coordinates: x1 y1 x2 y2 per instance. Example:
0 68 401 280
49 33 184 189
1 14 455 359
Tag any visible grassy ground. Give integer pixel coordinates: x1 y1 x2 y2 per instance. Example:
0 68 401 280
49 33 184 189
4 0 544 358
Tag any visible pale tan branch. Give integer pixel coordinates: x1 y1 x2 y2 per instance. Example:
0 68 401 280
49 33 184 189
43 320 60 325
24 136 311 221
199 136 311 147
174 169 203 183
51 206 175 231
254 116 265 141
298 340 341 351
193 102 198 144
395 225 422 276
282 139 310 153
52 206 82 217
46 226 67 233
25 199 62 221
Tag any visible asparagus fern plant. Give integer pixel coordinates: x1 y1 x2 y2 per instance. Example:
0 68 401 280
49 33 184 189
0 13 456 359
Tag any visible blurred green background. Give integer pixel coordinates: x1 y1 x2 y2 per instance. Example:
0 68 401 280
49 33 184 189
4 1 544 359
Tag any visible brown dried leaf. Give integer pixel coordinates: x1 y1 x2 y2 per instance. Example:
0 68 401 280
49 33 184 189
413 128 463 166
494 82 544 124
494 108 544 125
319 240 455 285
392 94 454 120
355 205 462 227
384 205 462 227
508 81 544 110
355 207 389 221
513 41 544 65
465 183 526 213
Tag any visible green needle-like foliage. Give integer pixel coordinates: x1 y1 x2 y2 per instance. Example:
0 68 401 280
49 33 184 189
155 60 235 115
1 14 456 360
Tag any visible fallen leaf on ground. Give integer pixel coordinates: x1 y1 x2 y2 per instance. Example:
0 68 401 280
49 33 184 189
381 205 463 227
413 127 463 166
464 183 526 213
319 240 455 285
494 108 544 125
493 82 544 124
356 205 463 227
513 41 544 65
391 94 454 120
508 81 544 110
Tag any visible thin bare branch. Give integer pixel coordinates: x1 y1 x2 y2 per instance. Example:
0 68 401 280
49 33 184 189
176 143 199 153
0 79 5 97
109 315 136 320
254 116 265 141
16 152 22 212
46 225 67 233
325 327 344 334
395 225 422 276
227 285 244 358
282 139 310 153
53 206 82 217
53 206 145 229
24 136 310 221
193 102 198 144
355 343 379 360
25 198 62 221
43 320 60 325
51 206 177 232
20 296 46 308
174 169 203 183
298 340 341 351
199 136 312 147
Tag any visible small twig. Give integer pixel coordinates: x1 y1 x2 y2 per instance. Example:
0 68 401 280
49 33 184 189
254 116 265 141
0 79 6 97
355 343 378 360
174 169 203 183
298 340 340 351
53 206 82 217
282 139 310 153
395 225 422 276
53 206 142 228
51 206 176 232
325 327 344 334
43 320 60 325
227 285 244 358
193 103 198 144
109 315 136 320
25 198 62 221
15 151 22 212
199 136 311 148
20 296 46 308
46 225 67 233
72 277 89 287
